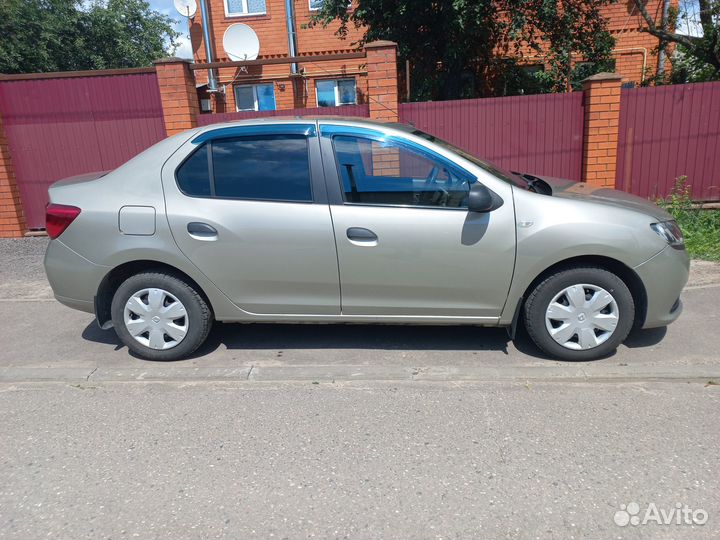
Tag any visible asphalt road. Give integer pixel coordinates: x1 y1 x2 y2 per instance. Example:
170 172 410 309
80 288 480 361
0 238 719 539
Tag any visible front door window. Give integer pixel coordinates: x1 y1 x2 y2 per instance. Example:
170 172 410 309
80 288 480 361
332 135 474 208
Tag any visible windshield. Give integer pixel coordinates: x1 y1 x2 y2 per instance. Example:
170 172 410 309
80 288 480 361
406 128 527 188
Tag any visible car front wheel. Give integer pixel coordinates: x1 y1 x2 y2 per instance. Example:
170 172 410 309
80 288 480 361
111 271 213 361
523 266 635 361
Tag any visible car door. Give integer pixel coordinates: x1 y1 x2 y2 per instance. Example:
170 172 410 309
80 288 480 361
162 123 340 315
319 124 516 319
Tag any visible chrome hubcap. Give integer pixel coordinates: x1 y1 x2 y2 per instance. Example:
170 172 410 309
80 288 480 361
123 288 188 350
545 284 619 351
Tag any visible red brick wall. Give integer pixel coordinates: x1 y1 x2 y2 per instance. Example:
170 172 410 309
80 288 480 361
605 0 672 84
191 0 364 61
0 114 26 237
154 58 200 135
581 73 622 187
191 0 367 112
207 59 368 112
365 41 398 122
190 0 675 114
501 0 674 85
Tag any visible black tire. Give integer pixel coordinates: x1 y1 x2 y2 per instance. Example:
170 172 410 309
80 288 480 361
111 271 213 361
523 266 634 361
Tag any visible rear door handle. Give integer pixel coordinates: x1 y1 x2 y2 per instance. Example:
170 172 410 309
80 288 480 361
187 222 218 241
346 227 378 246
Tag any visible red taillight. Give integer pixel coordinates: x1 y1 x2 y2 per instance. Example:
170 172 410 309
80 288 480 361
46 204 81 239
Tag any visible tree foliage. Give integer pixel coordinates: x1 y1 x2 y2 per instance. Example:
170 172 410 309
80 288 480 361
633 0 720 82
0 0 180 74
312 0 615 100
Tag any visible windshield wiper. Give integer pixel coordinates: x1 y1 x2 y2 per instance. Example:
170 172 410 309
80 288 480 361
510 171 553 196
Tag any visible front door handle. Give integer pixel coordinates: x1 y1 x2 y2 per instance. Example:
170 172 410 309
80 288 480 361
346 227 378 246
187 222 218 241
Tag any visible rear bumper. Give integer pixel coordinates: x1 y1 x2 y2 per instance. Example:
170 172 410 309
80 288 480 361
633 245 690 328
44 239 109 315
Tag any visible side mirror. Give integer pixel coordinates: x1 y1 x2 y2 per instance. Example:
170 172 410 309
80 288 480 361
468 183 503 213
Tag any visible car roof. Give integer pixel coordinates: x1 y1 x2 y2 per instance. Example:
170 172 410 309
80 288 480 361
194 115 402 133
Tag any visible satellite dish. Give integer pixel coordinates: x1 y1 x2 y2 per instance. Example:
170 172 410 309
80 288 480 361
173 0 197 18
223 23 260 61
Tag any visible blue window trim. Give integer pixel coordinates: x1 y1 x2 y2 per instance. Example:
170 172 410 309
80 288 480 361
192 124 316 144
319 124 385 139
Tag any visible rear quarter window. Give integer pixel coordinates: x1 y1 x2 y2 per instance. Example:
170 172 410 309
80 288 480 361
176 145 211 196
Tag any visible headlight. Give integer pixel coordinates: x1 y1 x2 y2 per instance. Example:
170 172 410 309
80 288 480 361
650 220 684 249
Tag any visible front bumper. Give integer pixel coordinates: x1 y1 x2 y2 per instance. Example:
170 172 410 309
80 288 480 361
633 245 690 328
44 239 109 315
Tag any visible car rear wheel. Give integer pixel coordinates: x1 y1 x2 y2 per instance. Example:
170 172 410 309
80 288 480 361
111 271 213 361
523 266 634 361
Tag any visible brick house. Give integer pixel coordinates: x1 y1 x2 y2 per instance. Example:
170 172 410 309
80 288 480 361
605 0 675 85
189 0 674 112
190 0 367 112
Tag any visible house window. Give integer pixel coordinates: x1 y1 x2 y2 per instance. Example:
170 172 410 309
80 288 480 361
234 84 276 111
310 0 350 10
520 64 544 76
225 0 266 16
316 79 357 107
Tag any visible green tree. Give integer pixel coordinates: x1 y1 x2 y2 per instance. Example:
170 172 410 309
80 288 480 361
0 0 180 74
312 0 615 100
633 0 720 82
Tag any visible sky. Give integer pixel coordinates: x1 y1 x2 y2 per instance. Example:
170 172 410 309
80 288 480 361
677 0 704 37
148 0 705 60
150 0 194 58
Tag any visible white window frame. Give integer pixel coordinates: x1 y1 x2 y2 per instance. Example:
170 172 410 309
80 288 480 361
315 78 357 107
234 83 275 112
224 0 266 17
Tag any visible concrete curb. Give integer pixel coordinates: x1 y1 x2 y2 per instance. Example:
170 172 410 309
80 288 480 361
1 365 719 384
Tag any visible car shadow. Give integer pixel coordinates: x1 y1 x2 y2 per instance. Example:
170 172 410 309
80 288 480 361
83 320 519 360
204 322 513 352
623 325 667 348
81 320 669 363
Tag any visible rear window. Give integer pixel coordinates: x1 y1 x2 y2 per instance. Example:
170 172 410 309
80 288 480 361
174 134 312 202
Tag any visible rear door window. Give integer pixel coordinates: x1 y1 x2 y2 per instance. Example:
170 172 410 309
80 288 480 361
212 135 312 201
175 134 313 202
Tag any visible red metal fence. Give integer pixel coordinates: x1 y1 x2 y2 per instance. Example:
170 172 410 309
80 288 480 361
0 71 166 228
616 81 720 201
197 104 370 126
3 71 718 232
399 93 585 181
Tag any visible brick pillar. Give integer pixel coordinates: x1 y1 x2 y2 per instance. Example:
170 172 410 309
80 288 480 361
0 114 26 238
365 41 399 122
581 72 622 188
153 57 200 136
